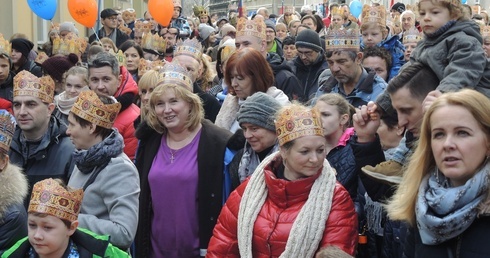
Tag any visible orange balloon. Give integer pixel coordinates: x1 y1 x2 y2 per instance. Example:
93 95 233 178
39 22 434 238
148 0 175 27
68 0 98 28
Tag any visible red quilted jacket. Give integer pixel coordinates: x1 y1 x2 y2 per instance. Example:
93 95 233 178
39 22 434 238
207 155 358 257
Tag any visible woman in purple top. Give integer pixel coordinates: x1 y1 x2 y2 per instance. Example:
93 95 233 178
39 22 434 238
135 77 233 257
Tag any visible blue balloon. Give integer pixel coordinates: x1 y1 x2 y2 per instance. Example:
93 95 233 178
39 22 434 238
461 0 467 4
349 0 362 19
27 0 58 20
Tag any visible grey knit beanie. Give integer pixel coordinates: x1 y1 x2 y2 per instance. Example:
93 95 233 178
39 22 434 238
198 24 216 40
237 92 281 132
295 29 323 53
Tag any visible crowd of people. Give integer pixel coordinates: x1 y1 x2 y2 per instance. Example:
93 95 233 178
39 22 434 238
1 0 490 257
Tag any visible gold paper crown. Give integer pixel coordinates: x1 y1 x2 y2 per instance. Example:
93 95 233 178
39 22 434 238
35 52 49 65
193 5 209 17
50 23 60 33
174 38 203 60
0 34 11 54
236 17 266 40
403 27 423 43
133 20 152 36
119 25 132 36
325 27 360 52
71 90 121 129
361 5 386 27
14 71 55 103
138 58 164 77
0 110 15 154
482 25 490 38
284 6 295 14
331 6 344 17
141 33 167 54
114 50 126 67
157 63 194 91
275 105 324 146
52 32 87 56
29 178 84 223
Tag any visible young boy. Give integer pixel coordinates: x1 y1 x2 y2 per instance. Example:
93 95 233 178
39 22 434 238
1 178 130 257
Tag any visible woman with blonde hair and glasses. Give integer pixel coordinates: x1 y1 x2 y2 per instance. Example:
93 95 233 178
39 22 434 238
387 89 490 257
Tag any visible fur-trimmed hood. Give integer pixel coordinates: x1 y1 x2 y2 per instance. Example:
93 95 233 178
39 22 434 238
0 163 28 221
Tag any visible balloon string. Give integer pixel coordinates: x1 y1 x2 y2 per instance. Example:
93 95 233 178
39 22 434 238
91 27 101 42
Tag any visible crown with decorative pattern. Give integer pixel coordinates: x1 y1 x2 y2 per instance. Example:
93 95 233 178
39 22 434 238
482 25 490 38
403 27 423 43
138 58 165 77
14 71 55 103
52 32 87 56
71 90 121 129
174 38 203 60
325 27 360 52
141 33 167 54
236 17 266 40
35 52 49 65
330 6 344 17
29 178 84 223
0 34 11 54
0 110 15 154
361 5 386 27
133 20 152 37
113 50 126 67
284 6 295 14
193 5 209 17
275 104 324 146
157 63 194 91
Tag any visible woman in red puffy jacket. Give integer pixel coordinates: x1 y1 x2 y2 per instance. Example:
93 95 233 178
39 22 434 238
207 103 358 257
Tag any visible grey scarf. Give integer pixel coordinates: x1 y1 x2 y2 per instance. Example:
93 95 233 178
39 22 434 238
416 162 490 245
237 142 279 183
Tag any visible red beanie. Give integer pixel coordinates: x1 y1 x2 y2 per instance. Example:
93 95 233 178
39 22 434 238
41 54 79 82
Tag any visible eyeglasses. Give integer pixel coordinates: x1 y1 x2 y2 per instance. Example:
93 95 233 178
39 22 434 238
105 17 118 21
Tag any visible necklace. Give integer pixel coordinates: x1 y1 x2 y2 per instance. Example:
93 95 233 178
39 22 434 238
169 149 177 163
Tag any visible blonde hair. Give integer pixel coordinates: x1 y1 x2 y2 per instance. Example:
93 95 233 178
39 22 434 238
63 66 88 86
100 37 118 52
360 22 388 39
316 93 355 129
198 54 216 92
146 84 204 134
137 69 160 121
387 89 490 225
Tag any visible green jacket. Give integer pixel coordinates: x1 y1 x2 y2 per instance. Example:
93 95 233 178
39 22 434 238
1 227 130 258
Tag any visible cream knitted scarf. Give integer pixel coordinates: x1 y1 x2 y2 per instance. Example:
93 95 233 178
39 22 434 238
237 152 337 258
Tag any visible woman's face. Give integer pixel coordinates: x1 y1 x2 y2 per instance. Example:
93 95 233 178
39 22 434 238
302 18 317 31
241 123 277 153
124 47 141 72
230 68 253 99
155 89 191 132
28 214 76 258
483 37 490 57
208 32 217 45
65 74 86 99
10 49 23 65
103 43 113 52
314 101 347 137
283 44 298 61
200 15 209 24
66 113 95 150
139 86 154 110
276 27 288 41
430 105 489 187
281 135 326 180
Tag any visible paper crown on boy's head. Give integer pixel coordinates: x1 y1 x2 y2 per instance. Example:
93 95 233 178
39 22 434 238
0 34 11 54
71 90 121 129
141 33 167 54
284 6 295 14
325 27 360 52
14 71 55 103
0 110 15 154
330 6 344 17
174 38 203 61
133 20 152 36
403 27 423 43
236 17 266 40
193 5 209 17
52 32 87 56
361 5 386 27
275 105 324 146
157 63 194 91
482 25 490 38
28 178 84 223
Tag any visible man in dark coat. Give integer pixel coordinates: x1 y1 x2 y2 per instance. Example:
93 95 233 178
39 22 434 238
89 8 130 48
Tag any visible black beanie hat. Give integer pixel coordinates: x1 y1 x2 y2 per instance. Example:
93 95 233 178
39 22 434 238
391 2 406 14
11 38 34 59
295 29 323 53
237 92 281 132
41 54 79 82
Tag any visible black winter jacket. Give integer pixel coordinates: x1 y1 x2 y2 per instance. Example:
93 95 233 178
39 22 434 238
266 52 305 102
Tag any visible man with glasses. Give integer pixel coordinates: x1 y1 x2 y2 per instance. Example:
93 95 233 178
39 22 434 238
89 8 129 48
291 29 328 101
9 71 74 207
